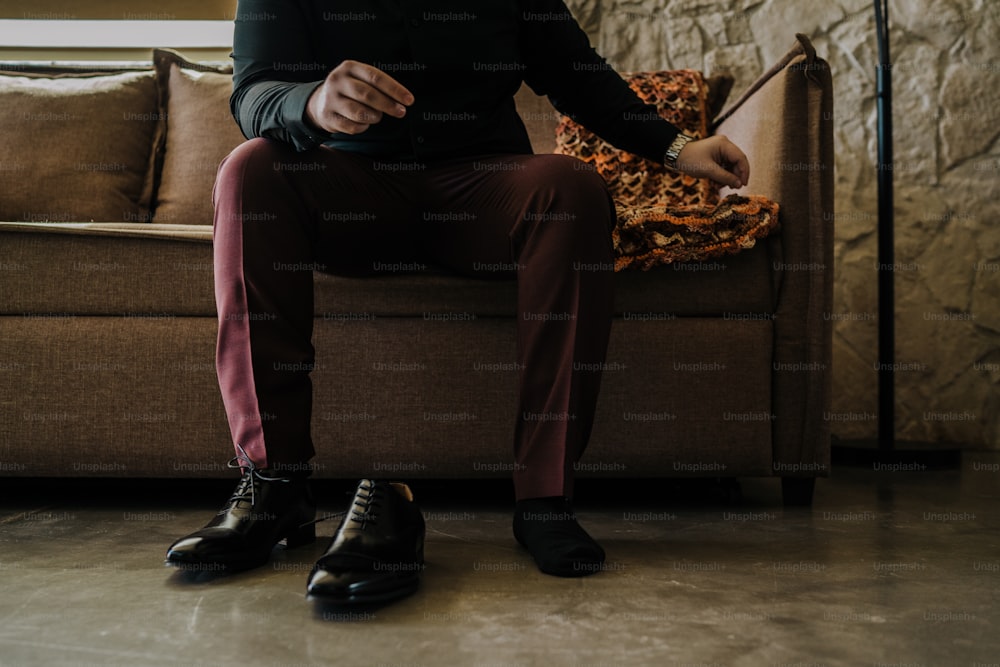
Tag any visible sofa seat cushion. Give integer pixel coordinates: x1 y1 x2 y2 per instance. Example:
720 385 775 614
0 188 777 316
314 241 777 317
1 222 778 317
0 223 216 316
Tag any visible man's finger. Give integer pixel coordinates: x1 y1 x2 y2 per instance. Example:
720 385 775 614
322 109 371 135
341 78 407 120
673 136 750 189
344 60 415 108
727 151 750 187
712 165 744 190
718 139 750 187
735 159 750 187
334 95 384 125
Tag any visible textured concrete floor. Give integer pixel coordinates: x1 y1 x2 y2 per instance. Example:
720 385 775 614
1 453 998 667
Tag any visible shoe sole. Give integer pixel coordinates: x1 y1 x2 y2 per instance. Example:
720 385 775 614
306 577 420 605
307 577 420 606
163 519 317 572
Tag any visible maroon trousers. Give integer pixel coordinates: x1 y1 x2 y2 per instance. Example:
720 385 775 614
212 138 615 500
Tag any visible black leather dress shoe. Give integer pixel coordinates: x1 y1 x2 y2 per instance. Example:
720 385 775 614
165 460 316 572
306 480 425 604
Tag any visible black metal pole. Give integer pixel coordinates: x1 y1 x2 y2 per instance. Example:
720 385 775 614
875 0 894 454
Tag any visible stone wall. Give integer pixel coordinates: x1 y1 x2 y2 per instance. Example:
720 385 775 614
567 0 1000 448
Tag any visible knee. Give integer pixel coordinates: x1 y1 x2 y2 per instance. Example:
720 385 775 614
531 154 612 205
525 154 616 233
212 140 295 246
529 154 609 192
214 138 298 207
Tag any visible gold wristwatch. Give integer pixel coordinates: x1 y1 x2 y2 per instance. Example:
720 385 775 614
664 132 695 170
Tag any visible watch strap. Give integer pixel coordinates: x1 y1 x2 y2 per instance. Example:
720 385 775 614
664 132 695 169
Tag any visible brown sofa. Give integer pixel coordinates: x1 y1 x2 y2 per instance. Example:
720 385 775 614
0 35 833 505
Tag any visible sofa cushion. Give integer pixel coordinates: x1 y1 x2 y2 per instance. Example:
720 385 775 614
0 70 159 223
0 222 777 317
0 222 216 316
152 49 245 225
311 244 777 317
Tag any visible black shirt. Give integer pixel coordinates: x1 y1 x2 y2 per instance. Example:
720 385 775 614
231 0 681 163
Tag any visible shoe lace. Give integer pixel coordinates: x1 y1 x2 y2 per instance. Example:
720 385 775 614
223 443 293 510
298 482 384 531
348 481 383 530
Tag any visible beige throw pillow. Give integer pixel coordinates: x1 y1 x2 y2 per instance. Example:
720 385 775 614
152 50 246 225
0 70 159 223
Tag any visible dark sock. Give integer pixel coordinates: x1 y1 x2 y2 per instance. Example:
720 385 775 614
513 496 605 577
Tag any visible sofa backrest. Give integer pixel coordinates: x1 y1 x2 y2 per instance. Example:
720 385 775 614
1 54 733 226
0 56 570 226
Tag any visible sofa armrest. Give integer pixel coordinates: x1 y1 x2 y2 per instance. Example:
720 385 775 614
713 34 835 473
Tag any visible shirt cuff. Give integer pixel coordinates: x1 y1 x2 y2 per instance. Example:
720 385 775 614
281 80 327 151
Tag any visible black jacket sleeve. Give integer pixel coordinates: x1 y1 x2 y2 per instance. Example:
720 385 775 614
518 0 682 164
230 0 326 151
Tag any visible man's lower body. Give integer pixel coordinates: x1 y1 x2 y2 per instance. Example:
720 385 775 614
166 138 617 596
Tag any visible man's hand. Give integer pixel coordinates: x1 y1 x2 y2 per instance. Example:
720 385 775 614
305 60 415 135
675 135 750 190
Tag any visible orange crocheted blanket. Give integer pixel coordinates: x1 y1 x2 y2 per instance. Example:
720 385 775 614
613 195 779 271
553 69 780 271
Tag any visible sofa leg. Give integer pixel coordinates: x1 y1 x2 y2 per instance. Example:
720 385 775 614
781 477 816 507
